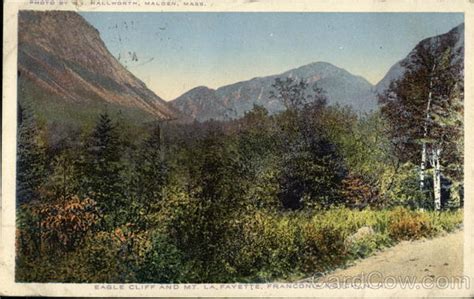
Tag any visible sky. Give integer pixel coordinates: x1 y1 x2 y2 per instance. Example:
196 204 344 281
80 12 464 101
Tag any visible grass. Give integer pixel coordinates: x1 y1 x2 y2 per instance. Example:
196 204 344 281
16 204 463 283
238 207 463 282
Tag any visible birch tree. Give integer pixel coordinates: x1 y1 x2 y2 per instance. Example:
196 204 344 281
380 37 463 210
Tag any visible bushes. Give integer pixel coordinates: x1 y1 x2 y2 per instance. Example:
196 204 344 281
235 212 301 281
222 207 462 282
136 232 189 283
16 198 463 283
382 163 430 209
300 221 348 273
388 207 434 240
387 207 463 241
430 209 464 232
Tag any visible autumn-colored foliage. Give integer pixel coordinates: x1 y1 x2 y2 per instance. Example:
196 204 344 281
342 173 379 209
19 196 98 252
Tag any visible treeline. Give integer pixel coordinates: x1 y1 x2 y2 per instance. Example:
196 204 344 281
16 60 463 282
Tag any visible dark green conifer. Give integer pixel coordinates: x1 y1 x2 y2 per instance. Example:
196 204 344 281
16 103 46 205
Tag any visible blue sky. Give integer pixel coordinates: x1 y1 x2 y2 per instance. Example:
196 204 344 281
80 12 463 100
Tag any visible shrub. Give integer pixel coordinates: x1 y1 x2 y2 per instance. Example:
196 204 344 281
428 209 463 233
382 163 430 209
16 202 463 283
388 207 434 241
300 220 349 273
136 232 189 283
58 230 134 283
225 211 300 281
342 173 379 209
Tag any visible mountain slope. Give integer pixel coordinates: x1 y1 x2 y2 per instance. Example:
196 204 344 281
170 86 227 122
172 62 377 122
375 23 464 95
18 10 177 124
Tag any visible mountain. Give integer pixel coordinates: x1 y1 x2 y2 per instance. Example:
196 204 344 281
171 86 227 122
375 23 464 95
171 62 377 122
18 11 177 125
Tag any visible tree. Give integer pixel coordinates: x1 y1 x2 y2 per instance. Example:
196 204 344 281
134 123 169 215
180 129 249 280
43 149 79 201
17 103 46 205
80 112 126 229
237 105 281 209
271 78 346 209
270 77 312 112
379 37 463 210
326 110 398 208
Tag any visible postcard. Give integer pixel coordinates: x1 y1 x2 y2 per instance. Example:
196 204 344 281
2 0 473 296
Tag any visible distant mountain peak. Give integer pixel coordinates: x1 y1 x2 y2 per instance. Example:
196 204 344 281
172 61 377 121
188 86 216 93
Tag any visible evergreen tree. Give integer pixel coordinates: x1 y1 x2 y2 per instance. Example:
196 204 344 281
80 112 125 229
17 103 46 205
135 123 169 210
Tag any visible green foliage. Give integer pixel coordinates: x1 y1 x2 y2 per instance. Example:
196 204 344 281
271 79 347 210
16 75 463 283
16 103 47 204
237 105 281 209
136 232 189 283
379 42 464 209
58 230 136 282
383 163 430 209
135 124 168 200
79 112 127 229
43 149 79 201
16 193 463 283
231 211 301 281
428 209 464 233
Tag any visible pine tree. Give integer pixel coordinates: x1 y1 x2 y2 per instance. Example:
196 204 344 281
16 103 46 205
80 112 125 229
135 123 169 210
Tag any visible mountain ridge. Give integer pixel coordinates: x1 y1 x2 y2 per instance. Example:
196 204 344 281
18 10 178 123
375 23 464 95
171 61 377 121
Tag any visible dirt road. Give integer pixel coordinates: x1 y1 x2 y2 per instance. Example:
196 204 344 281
315 230 464 283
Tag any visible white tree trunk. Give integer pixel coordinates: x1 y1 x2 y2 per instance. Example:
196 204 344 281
431 146 442 210
420 64 436 191
420 142 427 190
